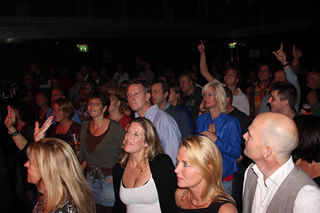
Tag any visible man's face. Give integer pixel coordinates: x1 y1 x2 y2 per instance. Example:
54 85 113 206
258 65 272 83
273 70 286 83
179 76 193 94
224 69 239 86
243 118 265 162
151 83 167 106
268 90 285 113
127 84 150 114
50 89 63 104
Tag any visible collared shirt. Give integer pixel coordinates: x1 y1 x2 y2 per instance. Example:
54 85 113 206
135 104 181 164
243 157 320 213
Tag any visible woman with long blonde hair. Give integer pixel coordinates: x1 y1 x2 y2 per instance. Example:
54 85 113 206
25 138 95 213
112 117 177 213
175 135 237 212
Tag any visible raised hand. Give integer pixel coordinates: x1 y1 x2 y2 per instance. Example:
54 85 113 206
292 44 302 60
34 116 53 142
197 40 206 53
5 106 16 131
272 42 287 64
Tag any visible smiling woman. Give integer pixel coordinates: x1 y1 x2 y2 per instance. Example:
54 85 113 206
47 97 81 136
113 117 177 213
78 91 124 213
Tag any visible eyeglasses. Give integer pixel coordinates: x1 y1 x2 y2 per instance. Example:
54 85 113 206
87 102 102 107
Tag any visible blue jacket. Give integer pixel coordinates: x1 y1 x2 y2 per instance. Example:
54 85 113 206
196 113 241 179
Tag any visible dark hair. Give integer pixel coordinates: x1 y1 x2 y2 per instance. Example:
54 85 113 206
8 100 34 124
36 90 49 100
152 79 170 99
272 82 297 109
127 78 151 94
223 86 233 104
178 72 194 85
87 91 110 116
294 115 320 163
169 82 183 105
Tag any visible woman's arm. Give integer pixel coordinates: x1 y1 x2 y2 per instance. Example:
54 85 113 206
5 106 28 150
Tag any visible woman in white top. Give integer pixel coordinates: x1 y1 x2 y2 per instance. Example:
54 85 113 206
198 40 250 116
112 117 177 213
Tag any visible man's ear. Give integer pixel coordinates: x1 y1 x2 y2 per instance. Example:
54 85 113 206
282 99 289 107
264 145 272 159
146 92 151 102
164 91 169 99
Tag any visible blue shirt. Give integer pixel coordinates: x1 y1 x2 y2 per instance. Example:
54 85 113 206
46 107 82 126
163 102 193 140
135 104 181 164
196 113 241 179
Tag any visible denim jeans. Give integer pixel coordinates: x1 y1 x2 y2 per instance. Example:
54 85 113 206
222 180 233 196
87 175 115 207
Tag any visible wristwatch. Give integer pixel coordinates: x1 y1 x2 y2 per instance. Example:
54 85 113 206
8 129 19 137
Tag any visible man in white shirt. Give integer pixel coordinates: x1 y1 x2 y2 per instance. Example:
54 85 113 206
242 112 320 213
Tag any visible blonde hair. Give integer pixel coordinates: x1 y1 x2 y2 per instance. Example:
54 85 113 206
27 138 95 213
180 135 235 205
120 117 164 170
202 82 227 113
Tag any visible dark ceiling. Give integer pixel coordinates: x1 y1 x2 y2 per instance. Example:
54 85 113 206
1 0 319 40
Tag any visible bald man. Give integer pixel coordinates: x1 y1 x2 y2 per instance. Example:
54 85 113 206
242 112 320 213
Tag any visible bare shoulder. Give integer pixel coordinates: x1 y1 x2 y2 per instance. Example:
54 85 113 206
218 202 238 213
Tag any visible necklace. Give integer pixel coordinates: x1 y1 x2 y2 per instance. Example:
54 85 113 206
190 194 211 208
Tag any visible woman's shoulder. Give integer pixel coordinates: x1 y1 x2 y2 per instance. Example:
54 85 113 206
109 119 125 130
152 154 173 163
54 199 79 213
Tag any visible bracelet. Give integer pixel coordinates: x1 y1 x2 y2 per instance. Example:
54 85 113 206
282 62 290 67
8 129 19 137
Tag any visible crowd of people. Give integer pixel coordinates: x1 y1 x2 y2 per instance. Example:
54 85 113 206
1 40 320 213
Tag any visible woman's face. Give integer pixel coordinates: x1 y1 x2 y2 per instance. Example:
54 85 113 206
108 96 120 114
123 122 148 155
87 98 107 118
52 103 69 123
168 89 178 105
36 93 47 107
175 146 204 190
202 87 219 110
24 157 41 185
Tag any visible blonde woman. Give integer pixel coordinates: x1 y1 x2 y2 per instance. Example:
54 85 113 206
112 117 177 213
175 135 237 212
25 138 95 213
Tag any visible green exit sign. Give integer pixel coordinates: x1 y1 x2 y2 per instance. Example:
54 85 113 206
77 44 89 52
229 42 237 49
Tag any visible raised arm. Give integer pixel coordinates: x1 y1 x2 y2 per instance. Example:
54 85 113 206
198 40 215 82
5 106 28 150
